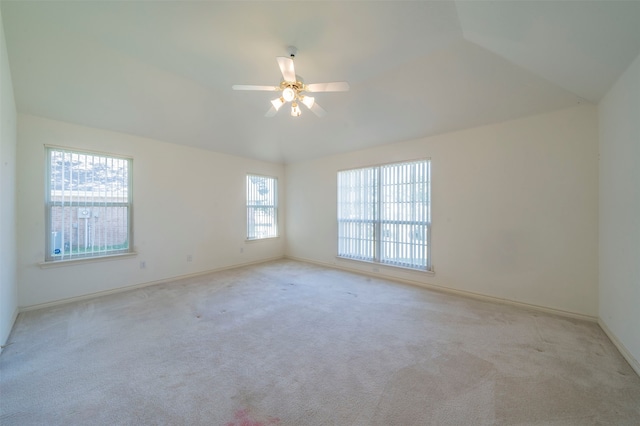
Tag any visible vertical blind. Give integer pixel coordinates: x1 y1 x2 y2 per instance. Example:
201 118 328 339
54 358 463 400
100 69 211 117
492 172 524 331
46 147 132 261
246 174 278 240
338 160 431 270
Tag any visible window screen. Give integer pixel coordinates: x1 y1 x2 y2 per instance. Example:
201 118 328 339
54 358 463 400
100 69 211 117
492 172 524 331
338 160 431 270
46 147 132 261
247 174 278 240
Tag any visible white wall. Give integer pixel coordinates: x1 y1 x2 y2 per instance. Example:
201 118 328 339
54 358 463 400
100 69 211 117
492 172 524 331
0 8 18 348
286 105 599 317
17 115 285 308
598 52 640 369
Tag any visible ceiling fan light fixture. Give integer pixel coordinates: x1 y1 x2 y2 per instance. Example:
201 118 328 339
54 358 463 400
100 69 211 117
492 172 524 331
291 102 302 117
301 95 315 109
282 87 296 102
271 97 285 111
232 49 349 118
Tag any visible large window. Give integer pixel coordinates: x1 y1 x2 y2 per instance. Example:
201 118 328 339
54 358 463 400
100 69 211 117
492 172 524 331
246 174 278 240
45 147 132 261
337 159 431 270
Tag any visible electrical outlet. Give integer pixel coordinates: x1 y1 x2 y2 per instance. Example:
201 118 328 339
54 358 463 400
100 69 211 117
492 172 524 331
240 247 244 254
140 261 146 269
187 255 193 262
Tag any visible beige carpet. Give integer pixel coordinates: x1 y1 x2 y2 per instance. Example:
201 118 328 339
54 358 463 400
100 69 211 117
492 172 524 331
1 259 639 425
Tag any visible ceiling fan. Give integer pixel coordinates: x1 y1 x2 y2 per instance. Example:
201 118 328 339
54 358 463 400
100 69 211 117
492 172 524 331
232 47 349 118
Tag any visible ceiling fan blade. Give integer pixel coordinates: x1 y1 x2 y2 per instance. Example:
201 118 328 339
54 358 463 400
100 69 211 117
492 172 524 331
276 56 296 82
305 82 350 92
309 102 327 118
265 106 278 117
232 85 280 91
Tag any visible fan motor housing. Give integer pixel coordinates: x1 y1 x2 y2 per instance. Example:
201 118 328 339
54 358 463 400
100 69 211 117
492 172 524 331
280 79 305 93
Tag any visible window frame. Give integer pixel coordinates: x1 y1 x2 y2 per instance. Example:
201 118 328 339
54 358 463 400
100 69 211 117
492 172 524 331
246 173 278 241
337 159 431 271
44 146 133 262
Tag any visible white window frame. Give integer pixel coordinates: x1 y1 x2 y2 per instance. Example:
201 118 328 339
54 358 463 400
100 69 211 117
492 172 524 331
337 159 431 271
246 174 278 240
45 146 133 262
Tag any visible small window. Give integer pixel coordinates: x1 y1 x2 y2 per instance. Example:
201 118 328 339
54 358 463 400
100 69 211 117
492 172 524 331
337 159 431 270
45 147 132 261
246 174 278 240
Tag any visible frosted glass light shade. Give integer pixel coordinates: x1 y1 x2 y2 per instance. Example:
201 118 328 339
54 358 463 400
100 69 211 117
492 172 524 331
271 97 285 111
301 96 315 109
282 87 296 102
291 102 302 117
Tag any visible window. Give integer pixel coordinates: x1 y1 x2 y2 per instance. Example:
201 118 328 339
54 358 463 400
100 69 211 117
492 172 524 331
337 159 431 270
246 174 277 240
45 147 132 261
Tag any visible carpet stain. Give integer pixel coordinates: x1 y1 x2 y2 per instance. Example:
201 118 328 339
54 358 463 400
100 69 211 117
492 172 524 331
226 408 280 426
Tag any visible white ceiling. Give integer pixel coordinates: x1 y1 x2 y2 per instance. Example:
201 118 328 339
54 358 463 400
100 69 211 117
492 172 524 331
3 1 640 164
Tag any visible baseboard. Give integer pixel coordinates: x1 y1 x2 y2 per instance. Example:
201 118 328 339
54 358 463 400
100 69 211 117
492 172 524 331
19 256 285 313
0 306 19 354
598 319 640 378
19 253 598 324
285 255 598 323
15 256 634 379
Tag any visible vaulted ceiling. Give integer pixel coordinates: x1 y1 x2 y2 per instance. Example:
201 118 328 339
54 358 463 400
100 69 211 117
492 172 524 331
3 1 640 163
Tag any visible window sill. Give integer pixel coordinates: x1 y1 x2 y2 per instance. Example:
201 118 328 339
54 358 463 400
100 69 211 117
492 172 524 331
335 256 435 276
39 252 138 269
245 236 280 243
